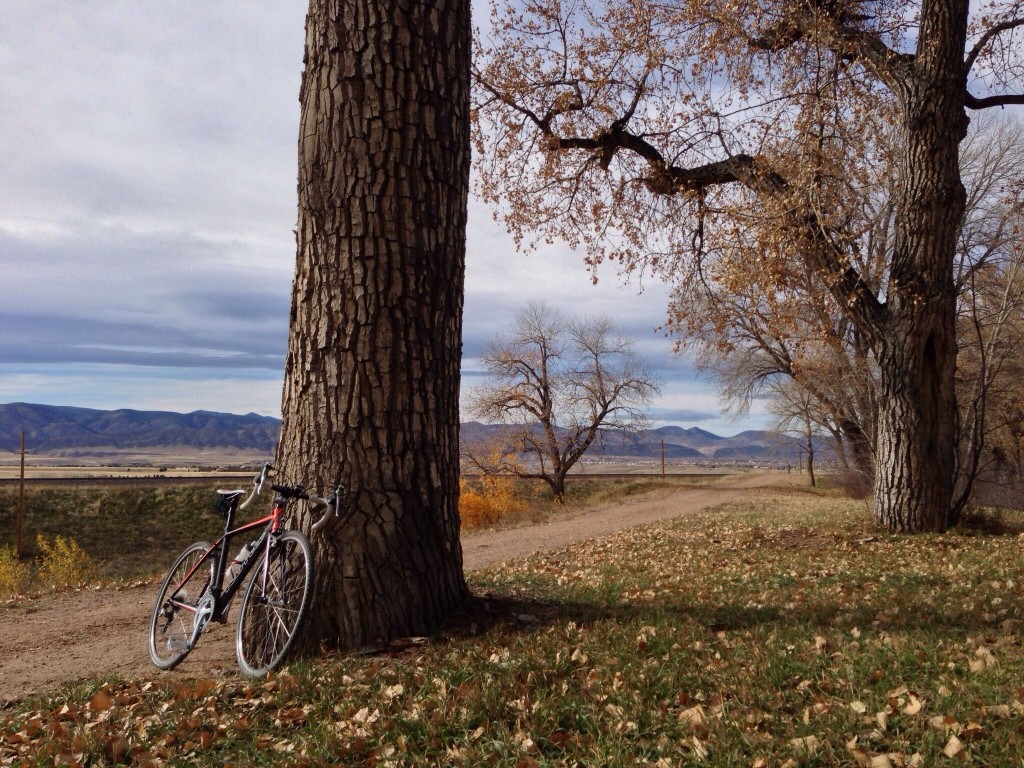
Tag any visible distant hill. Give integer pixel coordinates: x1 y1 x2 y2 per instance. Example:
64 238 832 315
0 402 280 453
461 420 809 463
1 404 812 463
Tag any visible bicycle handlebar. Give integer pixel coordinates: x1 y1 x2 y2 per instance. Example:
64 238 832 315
236 463 344 533
309 485 344 534
238 463 273 511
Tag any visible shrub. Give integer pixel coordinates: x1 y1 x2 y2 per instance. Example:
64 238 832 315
35 534 97 590
958 504 1015 535
830 468 873 499
0 546 30 598
459 475 526 530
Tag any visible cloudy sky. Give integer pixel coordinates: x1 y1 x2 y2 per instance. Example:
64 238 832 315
0 2 769 436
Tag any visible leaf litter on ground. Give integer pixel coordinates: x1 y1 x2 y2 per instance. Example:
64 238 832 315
3 484 1024 766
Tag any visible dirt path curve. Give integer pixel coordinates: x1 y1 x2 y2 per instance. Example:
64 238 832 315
0 474 775 702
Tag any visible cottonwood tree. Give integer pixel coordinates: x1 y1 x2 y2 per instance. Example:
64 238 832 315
689 114 1024 501
275 0 471 651
473 0 1024 531
465 303 660 500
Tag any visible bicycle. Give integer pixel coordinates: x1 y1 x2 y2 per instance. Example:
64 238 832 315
147 464 341 677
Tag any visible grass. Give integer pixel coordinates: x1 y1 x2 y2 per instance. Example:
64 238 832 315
0 475 699 583
0 484 244 582
3 484 1024 766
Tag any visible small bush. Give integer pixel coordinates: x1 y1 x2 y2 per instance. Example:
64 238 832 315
830 468 873 499
0 546 30 598
459 475 526 530
958 504 1014 535
35 534 97 590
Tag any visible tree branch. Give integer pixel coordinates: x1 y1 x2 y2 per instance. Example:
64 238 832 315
965 15 1024 75
746 1 914 89
965 92 1024 109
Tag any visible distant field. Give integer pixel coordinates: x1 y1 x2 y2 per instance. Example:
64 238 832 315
0 451 266 481
0 448 271 479
0 482 229 579
1 457 789 481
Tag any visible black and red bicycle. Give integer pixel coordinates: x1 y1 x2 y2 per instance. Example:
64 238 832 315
147 464 341 677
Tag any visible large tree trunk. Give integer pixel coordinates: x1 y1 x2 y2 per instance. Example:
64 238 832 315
871 0 969 533
277 0 471 650
873 303 959 531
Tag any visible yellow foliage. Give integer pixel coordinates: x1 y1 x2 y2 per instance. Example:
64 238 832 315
0 546 30 598
459 475 526 530
35 533 97 590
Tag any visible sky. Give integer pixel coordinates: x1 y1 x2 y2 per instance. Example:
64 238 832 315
0 2 769 437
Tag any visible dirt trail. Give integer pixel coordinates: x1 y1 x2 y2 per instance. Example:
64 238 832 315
0 474 775 702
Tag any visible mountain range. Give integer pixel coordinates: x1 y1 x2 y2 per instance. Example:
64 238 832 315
0 403 804 463
460 422 806 463
0 402 279 454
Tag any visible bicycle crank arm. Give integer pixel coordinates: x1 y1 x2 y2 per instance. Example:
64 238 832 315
189 594 216 649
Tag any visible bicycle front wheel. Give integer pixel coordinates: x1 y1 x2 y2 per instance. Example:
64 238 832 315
235 530 313 677
148 540 214 670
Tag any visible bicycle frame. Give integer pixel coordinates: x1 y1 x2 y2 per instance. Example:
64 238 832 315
149 463 342 674
164 493 290 633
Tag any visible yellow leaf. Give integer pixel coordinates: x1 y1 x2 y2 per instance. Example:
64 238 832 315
691 736 709 761
789 735 819 755
942 735 965 758
929 716 958 733
679 704 706 725
903 695 922 715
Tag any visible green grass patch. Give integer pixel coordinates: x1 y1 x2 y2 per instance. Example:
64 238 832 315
3 488 1024 765
0 484 230 581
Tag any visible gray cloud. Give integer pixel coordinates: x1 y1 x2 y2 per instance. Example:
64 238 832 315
0 1 768 431
648 407 723 424
0 312 285 369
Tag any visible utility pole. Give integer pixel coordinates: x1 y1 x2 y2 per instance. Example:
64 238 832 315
660 440 666 477
17 432 25 559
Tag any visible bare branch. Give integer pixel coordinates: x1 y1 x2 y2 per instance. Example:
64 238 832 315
965 15 1024 75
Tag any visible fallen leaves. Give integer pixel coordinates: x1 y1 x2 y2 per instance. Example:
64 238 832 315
4 489 1024 766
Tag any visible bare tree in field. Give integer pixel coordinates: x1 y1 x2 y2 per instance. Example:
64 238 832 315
275 0 470 651
767 380 831 488
473 0 1024 532
465 303 660 500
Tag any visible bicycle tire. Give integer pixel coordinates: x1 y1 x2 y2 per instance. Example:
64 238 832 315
147 540 215 670
235 530 313 677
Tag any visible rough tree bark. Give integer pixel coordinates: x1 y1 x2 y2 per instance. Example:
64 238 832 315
871 0 968 532
276 0 471 650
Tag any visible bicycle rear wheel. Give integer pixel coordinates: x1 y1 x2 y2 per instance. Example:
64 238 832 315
236 530 313 677
147 541 214 670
